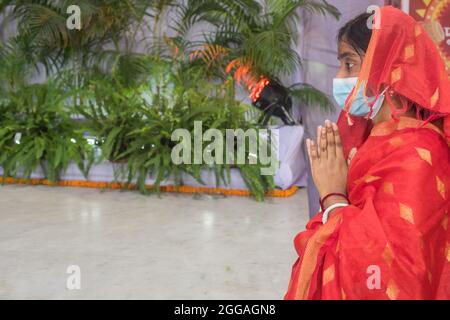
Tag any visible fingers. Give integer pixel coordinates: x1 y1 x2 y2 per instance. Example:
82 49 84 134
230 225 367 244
332 122 344 159
314 121 342 160
306 139 312 164
325 120 335 156
306 138 319 165
316 126 321 158
320 125 327 159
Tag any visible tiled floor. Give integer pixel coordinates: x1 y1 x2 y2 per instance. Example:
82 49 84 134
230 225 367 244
0 185 309 299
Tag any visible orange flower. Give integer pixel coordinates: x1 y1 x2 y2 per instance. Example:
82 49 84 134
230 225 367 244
0 176 298 198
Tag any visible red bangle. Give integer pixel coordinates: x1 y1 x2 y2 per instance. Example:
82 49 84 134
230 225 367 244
320 193 350 211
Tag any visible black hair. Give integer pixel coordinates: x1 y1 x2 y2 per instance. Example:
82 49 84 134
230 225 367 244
338 12 373 55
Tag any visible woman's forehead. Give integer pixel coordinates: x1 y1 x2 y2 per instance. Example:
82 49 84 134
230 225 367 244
338 41 361 60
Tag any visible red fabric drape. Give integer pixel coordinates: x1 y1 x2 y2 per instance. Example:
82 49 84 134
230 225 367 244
336 113 373 160
344 7 450 141
285 7 450 300
286 117 450 299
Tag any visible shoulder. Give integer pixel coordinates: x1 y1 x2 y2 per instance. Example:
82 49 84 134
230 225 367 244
397 127 449 165
355 126 449 174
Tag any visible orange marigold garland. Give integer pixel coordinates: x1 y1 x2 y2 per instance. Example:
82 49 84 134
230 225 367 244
0 176 298 198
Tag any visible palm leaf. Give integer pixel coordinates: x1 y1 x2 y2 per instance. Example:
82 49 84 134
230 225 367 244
288 83 334 112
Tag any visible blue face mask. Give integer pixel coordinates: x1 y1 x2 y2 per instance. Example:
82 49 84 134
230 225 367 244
333 77 386 119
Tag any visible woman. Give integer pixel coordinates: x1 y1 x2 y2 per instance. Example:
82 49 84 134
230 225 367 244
285 6 450 300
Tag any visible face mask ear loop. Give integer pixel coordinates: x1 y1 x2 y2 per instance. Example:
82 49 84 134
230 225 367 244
362 83 388 119
373 86 389 115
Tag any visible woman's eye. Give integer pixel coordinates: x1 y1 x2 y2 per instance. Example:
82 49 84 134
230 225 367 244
346 63 355 70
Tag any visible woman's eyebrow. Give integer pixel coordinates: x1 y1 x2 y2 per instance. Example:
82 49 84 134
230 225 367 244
338 52 358 60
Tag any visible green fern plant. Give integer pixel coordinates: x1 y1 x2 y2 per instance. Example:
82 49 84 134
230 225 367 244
75 78 147 162
76 61 275 200
0 81 94 182
174 0 339 110
0 0 340 200
1 0 339 109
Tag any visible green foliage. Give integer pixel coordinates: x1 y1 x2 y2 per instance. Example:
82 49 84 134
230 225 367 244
288 82 334 113
173 0 340 79
76 63 275 200
0 81 94 181
75 78 147 162
0 0 340 200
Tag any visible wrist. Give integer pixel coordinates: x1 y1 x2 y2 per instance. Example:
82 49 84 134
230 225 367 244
320 192 349 211
322 202 349 224
322 195 349 209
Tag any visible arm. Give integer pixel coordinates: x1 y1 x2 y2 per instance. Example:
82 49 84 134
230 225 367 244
305 126 449 299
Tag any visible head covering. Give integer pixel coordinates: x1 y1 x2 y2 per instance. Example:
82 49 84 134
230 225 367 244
344 6 450 142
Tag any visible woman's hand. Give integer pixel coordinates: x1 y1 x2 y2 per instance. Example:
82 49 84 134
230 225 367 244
306 120 349 209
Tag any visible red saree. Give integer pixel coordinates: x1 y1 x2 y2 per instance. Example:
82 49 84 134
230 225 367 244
285 7 450 300
285 117 450 299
